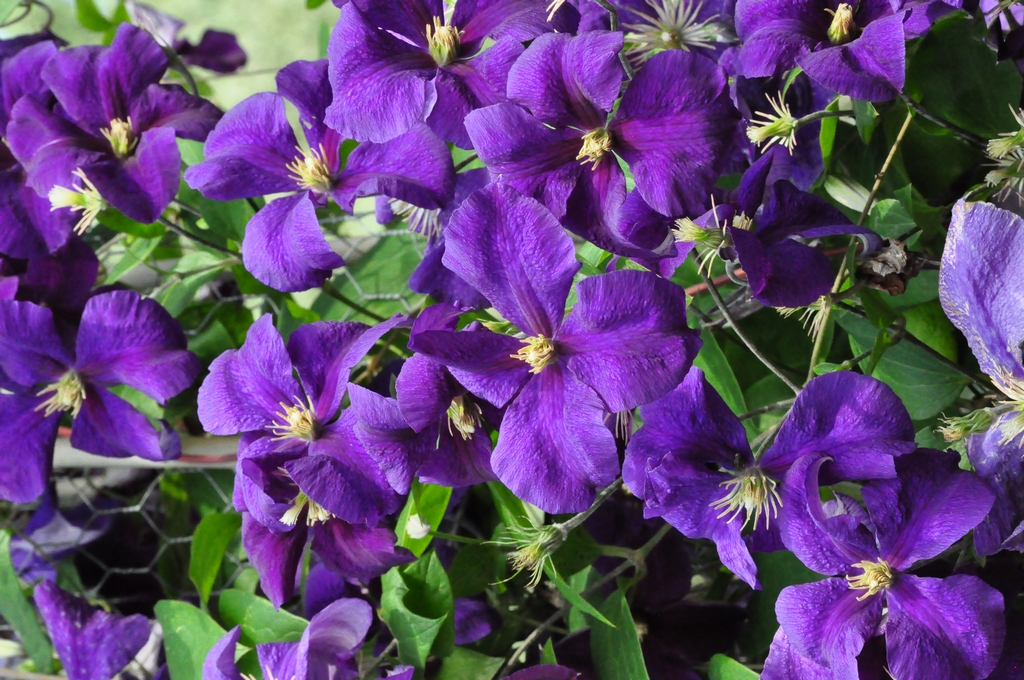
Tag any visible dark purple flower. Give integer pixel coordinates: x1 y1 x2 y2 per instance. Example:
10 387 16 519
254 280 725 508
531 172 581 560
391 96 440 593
967 419 1024 556
126 1 247 73
185 59 454 292
325 0 578 148
623 367 916 587
203 626 243 680
766 450 1003 679
7 24 221 226
466 33 739 248
409 184 700 513
0 235 98 325
34 581 151 680
673 149 878 307
304 561 360 619
0 291 200 503
10 494 110 583
454 598 501 644
734 0 908 101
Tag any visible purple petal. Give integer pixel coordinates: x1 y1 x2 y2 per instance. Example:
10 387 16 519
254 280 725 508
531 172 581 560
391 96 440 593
443 183 578 337
305 598 373 675
85 126 180 224
333 124 455 212
505 666 581 680
34 580 151 680
611 50 740 217
0 172 73 259
74 290 200 402
311 520 414 580
762 627 840 680
395 353 458 432
492 366 618 514
454 599 500 644
0 395 58 503
179 30 247 74
0 300 71 387
759 371 915 479
733 0 824 77
15 236 99 316
409 237 490 310
755 181 862 245
242 512 306 608
129 84 221 141
203 627 243 680
304 563 357 619
968 418 1024 556
939 200 1024 386
559 269 699 413
776 578 883 672
736 148 779 217
286 320 370 412
242 193 344 293
455 0 566 46
184 92 299 200
861 450 994 571
418 422 496 487
275 59 333 150
730 229 836 308
348 384 429 495
885 574 1005 680
71 385 180 460
349 0 440 46
198 314 300 435
325 4 437 143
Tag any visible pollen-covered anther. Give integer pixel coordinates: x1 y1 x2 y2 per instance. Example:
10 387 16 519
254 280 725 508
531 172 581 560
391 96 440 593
286 144 333 193
710 465 782 531
512 336 557 374
846 559 894 600
447 395 482 440
268 396 319 442
674 217 725 276
576 129 613 170
731 212 754 231
937 409 995 443
35 371 87 418
426 16 461 66
281 492 335 527
48 169 106 235
623 0 728 62
826 3 858 45
100 117 138 158
746 94 798 153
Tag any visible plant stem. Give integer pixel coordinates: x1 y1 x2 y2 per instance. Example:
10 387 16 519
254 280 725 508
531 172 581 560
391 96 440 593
157 217 235 255
738 398 796 421
899 93 986 149
454 154 479 171
556 478 622 535
701 273 801 395
858 110 914 226
321 281 387 322
359 638 398 679
592 0 635 78
794 108 847 129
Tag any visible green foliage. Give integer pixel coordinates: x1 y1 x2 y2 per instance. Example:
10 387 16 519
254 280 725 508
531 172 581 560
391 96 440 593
156 601 227 680
395 481 452 557
740 551 824 656
708 655 761 679
189 512 242 605
545 565 614 627
0 532 53 673
434 648 504 679
218 589 308 645
590 588 649 680
381 551 456 670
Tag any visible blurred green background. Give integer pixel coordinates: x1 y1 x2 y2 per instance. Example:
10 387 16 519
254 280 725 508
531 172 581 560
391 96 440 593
2 0 340 110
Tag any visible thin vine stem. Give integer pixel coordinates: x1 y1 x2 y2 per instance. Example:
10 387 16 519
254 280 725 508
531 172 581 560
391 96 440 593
738 398 796 421
592 0 635 78
899 93 986 149
321 280 388 322
157 217 235 255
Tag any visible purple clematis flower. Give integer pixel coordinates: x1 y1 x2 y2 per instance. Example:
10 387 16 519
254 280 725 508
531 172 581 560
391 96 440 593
672 149 878 307
0 235 99 327
325 0 578 148
11 494 110 583
126 1 247 74
7 24 221 227
409 184 700 513
765 450 1004 679
185 59 454 292
0 291 201 503
0 36 76 259
623 367 916 587
204 598 373 680
466 32 739 248
733 0 909 101
34 581 151 680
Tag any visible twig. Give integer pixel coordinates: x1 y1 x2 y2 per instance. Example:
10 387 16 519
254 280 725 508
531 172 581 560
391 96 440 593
738 398 796 421
858 111 914 226
321 280 387 322
701 273 801 395
157 217 235 255
454 154 479 171
592 0 634 79
557 478 621 535
359 638 398 679
899 94 986 149
173 199 204 218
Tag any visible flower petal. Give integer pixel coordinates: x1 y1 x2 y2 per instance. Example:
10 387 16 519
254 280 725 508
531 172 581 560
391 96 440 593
967 417 1024 556
0 394 58 503
0 300 70 387
129 84 221 141
242 512 306 609
275 59 333 151
203 627 243 680
730 228 835 308
348 384 430 495
71 385 181 460
311 519 415 580
286 320 370 411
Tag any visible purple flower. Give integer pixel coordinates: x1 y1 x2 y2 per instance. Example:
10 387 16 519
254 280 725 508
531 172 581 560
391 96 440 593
0 291 200 503
466 33 739 247
0 235 98 326
409 184 700 513
204 598 373 680
185 59 454 292
766 450 1004 679
11 494 110 583
623 368 916 587
7 24 221 226
674 149 878 307
325 0 577 147
34 581 151 680
734 0 909 101
126 1 247 74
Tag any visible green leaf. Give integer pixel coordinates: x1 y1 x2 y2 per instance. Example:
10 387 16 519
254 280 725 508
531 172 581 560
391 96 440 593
448 543 504 599
177 139 206 167
858 289 898 329
541 638 558 665
0 532 53 672
189 512 242 605
545 566 614 628
0 0 22 23
590 588 648 680
380 551 455 669
96 210 165 238
75 0 111 30
306 0 328 6
487 481 532 528
435 647 504 679
217 589 307 646
550 526 602 578
694 329 747 414
156 601 226 680
818 97 840 172
158 267 229 317
867 199 915 240
838 310 969 419
903 300 958 361
852 100 878 143
906 13 1023 137
708 654 760 679
104 236 162 284
739 551 824 655
395 482 452 557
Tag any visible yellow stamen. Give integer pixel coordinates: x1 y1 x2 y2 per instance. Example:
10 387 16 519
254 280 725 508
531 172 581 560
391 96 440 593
48 169 106 235
286 144 333 193
994 370 1024 445
576 129 613 170
426 16 462 66
268 396 319 442
746 94 798 153
35 371 86 418
623 0 730 62
846 559 893 600
280 491 334 527
100 117 138 158
447 395 482 440
825 3 857 45
709 466 782 531
512 336 556 374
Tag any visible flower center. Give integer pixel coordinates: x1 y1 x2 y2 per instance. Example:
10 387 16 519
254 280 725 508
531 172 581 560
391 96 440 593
286 144 333 194
826 3 858 45
623 0 730 62
447 395 482 440
576 129 613 170
846 559 894 600
426 17 461 66
512 336 557 374
48 169 106 235
746 94 799 152
268 397 319 442
35 371 86 418
391 199 442 242
281 491 334 527
995 370 1024 445
709 465 782 531
101 117 138 158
